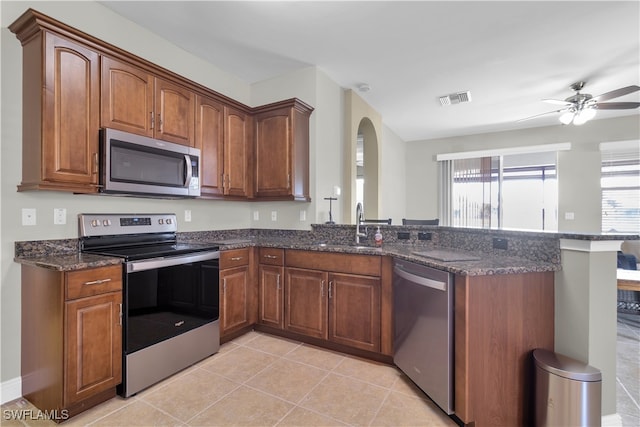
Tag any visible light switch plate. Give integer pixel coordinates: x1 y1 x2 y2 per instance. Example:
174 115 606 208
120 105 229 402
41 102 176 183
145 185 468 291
22 208 36 226
184 210 192 222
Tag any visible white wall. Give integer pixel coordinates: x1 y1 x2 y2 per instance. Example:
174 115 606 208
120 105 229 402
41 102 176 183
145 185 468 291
380 125 406 225
405 115 640 233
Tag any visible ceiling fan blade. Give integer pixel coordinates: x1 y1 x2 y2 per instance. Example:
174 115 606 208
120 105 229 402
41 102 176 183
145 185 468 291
542 98 572 106
593 85 640 102
517 108 568 122
595 102 640 110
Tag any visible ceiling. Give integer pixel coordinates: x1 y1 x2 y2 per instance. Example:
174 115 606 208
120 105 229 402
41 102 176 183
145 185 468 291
100 1 640 142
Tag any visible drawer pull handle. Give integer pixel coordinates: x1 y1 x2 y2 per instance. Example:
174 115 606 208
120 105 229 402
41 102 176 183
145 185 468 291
264 255 278 259
84 278 112 285
277 274 281 290
231 257 243 261
328 281 333 299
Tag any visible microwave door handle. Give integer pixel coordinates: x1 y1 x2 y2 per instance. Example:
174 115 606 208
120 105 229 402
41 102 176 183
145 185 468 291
184 155 193 188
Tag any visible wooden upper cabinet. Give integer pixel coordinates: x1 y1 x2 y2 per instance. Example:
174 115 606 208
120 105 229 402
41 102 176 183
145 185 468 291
101 56 195 146
154 77 195 146
101 56 154 137
10 22 100 192
195 95 225 197
223 106 252 198
253 99 313 201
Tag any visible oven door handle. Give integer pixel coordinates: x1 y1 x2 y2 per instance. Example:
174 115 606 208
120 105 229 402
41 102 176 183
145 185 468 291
126 250 220 273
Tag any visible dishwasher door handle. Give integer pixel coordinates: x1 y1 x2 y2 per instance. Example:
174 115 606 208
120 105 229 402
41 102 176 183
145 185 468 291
394 265 447 291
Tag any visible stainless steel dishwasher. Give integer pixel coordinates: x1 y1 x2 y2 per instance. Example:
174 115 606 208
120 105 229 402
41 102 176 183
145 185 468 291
393 259 454 415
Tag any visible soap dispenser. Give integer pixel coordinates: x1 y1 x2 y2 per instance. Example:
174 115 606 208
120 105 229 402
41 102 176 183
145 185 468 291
374 227 383 247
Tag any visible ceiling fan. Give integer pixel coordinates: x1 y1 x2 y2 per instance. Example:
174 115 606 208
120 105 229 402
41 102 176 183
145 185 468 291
519 81 640 125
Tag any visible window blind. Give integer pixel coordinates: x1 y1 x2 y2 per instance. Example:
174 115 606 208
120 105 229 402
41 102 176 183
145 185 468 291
601 145 640 234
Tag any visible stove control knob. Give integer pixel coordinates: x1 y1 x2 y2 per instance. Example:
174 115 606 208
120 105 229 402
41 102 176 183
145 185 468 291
166 218 173 225
103 219 111 226
158 219 164 225
91 219 100 227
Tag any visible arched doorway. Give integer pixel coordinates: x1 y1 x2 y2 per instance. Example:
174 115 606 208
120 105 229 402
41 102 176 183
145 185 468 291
343 90 383 223
357 118 379 220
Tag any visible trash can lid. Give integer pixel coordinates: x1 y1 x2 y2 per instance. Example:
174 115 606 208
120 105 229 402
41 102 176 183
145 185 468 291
533 349 602 382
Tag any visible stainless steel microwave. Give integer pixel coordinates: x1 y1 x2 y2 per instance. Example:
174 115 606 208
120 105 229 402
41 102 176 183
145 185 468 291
100 128 200 198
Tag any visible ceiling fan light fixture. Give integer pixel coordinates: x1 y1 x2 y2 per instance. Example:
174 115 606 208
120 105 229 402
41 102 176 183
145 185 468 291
559 111 575 125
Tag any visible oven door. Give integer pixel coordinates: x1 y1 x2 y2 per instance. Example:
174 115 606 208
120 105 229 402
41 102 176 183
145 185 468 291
124 251 219 355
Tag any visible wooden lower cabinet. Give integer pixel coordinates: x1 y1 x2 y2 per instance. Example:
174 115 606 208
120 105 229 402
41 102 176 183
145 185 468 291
328 273 380 353
219 248 256 338
257 248 286 329
285 267 328 339
454 272 554 427
258 265 284 329
283 250 383 353
21 264 122 419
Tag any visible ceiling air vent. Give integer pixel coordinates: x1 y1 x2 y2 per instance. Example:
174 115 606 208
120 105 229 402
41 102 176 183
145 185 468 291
438 91 472 106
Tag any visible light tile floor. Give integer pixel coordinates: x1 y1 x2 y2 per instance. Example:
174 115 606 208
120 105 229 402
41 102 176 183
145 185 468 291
617 313 640 427
2 331 456 426
3 317 638 427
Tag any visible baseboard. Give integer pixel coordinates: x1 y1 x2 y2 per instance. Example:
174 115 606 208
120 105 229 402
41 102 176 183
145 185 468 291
602 413 623 427
0 376 22 405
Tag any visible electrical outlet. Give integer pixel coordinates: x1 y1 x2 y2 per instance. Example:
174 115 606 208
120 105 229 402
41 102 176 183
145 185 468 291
418 232 432 241
53 208 66 225
184 210 192 222
300 210 306 221
271 211 277 221
564 212 575 220
22 208 36 226
253 210 260 221
493 238 508 250
397 231 410 240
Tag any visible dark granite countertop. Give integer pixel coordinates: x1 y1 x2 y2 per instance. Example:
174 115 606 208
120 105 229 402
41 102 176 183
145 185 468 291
199 238 559 276
18 224 633 275
15 253 123 271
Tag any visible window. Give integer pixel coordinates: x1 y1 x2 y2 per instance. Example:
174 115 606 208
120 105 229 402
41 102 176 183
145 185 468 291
446 152 558 230
601 143 640 234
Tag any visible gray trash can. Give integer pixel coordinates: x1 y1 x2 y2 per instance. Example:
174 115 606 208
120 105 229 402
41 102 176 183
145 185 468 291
533 349 602 427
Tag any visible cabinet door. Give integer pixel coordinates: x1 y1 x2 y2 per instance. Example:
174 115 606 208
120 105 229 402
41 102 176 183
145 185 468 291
254 108 291 198
285 268 327 339
154 77 195 146
101 56 154 137
259 265 284 329
195 95 224 197
42 32 100 187
220 265 250 336
64 292 122 406
223 106 251 197
328 273 381 352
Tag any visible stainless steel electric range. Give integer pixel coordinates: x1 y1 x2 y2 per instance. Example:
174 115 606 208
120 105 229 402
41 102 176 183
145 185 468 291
79 213 220 397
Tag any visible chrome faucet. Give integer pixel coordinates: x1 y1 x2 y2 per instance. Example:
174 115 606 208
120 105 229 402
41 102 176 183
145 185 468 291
355 202 367 244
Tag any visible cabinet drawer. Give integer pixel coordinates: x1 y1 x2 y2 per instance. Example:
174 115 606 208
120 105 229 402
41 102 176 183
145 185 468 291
220 248 250 269
258 248 284 266
66 265 122 300
286 250 381 276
